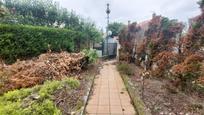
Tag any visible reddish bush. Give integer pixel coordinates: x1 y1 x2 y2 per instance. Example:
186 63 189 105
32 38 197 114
152 51 178 77
172 54 203 74
184 53 204 64
171 53 204 90
197 76 204 85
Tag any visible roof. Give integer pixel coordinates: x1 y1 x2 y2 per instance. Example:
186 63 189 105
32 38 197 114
189 15 200 23
137 20 150 31
138 20 150 27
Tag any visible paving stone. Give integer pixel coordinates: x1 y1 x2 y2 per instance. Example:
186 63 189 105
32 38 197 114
86 105 97 114
99 99 109 106
97 106 110 114
122 106 135 114
110 106 123 114
86 61 135 114
88 98 98 105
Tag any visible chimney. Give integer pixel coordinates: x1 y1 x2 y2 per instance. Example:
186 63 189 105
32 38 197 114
128 20 131 26
152 12 156 18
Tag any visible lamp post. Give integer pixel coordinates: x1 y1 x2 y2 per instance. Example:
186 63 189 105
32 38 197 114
106 3 110 56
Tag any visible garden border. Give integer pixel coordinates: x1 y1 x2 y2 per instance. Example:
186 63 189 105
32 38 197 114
120 74 151 115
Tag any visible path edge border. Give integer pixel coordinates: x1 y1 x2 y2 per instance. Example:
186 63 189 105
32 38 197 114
120 74 151 115
80 73 98 115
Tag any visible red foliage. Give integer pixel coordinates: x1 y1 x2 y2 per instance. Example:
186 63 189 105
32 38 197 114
181 8 204 56
119 23 141 49
154 51 177 62
136 41 146 54
184 53 204 64
169 4 204 89
152 51 178 77
118 22 141 61
172 53 204 75
197 76 204 85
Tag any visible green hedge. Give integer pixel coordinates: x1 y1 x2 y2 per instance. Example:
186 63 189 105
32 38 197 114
0 24 81 63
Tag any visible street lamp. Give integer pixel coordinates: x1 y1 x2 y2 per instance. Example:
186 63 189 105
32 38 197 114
106 3 110 56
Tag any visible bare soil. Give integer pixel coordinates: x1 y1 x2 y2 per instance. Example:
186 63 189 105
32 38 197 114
54 64 100 115
129 64 204 115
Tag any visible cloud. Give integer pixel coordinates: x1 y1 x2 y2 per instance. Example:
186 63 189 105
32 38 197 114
55 0 201 29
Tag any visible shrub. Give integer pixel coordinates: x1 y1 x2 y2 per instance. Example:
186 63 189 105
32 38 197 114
171 54 204 90
39 80 62 98
0 98 61 115
197 76 204 85
198 0 204 8
0 78 80 115
117 63 134 76
39 78 80 98
2 88 32 102
172 54 203 76
63 78 80 89
82 49 98 63
0 24 81 63
152 51 178 77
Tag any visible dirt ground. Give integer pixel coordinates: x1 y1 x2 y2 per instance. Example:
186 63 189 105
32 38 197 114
129 65 204 115
54 64 100 115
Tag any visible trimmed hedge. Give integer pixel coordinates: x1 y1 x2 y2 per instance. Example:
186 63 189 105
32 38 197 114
0 24 81 63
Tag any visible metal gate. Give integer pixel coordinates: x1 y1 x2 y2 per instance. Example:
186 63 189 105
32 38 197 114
102 38 117 58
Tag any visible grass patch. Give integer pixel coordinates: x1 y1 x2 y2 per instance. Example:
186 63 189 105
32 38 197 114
117 63 150 115
122 75 147 115
0 78 80 115
117 63 134 76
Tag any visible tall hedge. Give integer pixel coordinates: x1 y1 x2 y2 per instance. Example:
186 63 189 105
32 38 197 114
0 24 81 63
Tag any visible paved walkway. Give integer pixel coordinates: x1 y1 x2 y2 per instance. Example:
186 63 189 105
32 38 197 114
86 61 136 115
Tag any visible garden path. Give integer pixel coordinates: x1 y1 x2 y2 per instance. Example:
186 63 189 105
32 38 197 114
86 60 136 115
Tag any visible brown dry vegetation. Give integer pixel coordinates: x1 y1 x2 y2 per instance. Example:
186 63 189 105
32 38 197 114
0 52 87 94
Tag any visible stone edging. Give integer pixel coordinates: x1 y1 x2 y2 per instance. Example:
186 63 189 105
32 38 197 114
68 74 96 115
79 73 97 115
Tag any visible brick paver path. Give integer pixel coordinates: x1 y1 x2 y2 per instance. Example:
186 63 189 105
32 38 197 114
86 61 136 115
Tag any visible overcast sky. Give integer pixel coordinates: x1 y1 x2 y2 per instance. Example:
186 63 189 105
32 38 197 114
55 0 201 29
